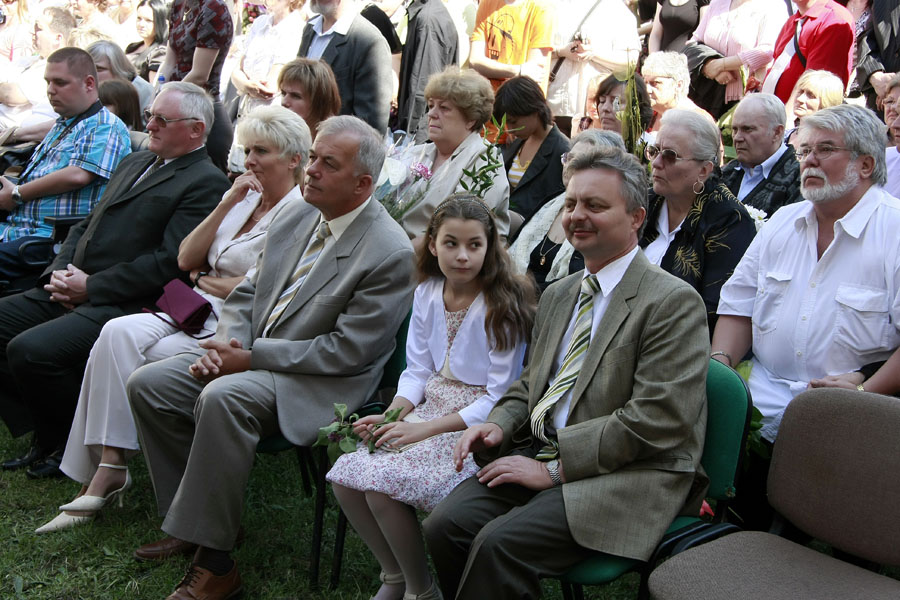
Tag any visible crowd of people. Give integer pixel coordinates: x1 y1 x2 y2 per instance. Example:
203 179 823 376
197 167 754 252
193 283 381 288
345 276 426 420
0 0 898 598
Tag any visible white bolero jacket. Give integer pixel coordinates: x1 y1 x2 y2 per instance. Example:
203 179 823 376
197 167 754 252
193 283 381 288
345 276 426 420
396 277 527 426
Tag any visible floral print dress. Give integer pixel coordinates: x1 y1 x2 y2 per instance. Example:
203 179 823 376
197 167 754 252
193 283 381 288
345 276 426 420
326 307 486 512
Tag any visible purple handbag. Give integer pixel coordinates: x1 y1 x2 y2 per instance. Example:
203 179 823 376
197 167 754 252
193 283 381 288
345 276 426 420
145 278 217 338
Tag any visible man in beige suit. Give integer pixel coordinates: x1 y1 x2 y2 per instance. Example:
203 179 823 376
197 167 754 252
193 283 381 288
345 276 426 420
424 146 710 599
126 116 416 600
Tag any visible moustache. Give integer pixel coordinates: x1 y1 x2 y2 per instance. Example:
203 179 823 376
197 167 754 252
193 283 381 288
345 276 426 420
801 167 826 184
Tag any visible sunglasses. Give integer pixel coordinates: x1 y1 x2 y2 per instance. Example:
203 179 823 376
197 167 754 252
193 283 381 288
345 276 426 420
644 144 703 165
143 110 200 127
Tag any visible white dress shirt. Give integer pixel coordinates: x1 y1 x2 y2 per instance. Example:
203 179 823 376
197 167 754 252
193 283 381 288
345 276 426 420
643 202 683 266
396 277 527 426
736 143 790 203
305 10 357 60
549 246 640 430
718 186 900 441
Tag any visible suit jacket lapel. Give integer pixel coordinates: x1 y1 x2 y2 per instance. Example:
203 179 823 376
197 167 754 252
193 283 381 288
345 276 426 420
320 30 349 66
515 129 556 190
299 24 314 56
528 275 580 410
567 253 648 419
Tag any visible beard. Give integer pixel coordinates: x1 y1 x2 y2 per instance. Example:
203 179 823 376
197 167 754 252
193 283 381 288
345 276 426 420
801 163 860 204
309 0 337 18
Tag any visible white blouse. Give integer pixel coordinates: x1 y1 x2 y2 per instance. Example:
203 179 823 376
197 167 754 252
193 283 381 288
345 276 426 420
396 277 527 426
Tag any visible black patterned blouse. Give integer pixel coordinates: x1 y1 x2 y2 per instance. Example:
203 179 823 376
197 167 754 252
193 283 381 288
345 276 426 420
640 174 756 334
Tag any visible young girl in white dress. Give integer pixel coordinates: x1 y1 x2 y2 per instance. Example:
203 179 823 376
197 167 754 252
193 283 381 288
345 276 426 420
327 194 536 600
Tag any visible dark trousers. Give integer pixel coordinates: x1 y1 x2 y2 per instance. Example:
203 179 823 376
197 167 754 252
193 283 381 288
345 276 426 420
423 476 587 600
0 292 103 448
0 236 53 281
206 101 234 175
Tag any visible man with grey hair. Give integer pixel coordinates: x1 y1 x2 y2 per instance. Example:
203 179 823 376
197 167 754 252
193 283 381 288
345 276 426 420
127 115 416 599
0 81 228 477
711 103 900 530
425 146 710 598
721 93 803 217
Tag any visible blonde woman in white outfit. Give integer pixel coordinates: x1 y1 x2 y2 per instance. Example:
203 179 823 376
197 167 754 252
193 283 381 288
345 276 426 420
36 105 311 533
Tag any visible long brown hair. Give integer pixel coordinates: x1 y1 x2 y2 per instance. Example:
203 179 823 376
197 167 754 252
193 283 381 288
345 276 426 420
417 193 536 351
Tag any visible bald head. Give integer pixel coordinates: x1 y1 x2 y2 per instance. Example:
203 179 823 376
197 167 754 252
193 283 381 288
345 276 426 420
732 94 787 168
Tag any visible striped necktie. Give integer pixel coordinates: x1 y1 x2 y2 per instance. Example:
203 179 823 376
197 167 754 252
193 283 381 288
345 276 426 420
262 221 331 336
531 274 600 460
131 156 165 189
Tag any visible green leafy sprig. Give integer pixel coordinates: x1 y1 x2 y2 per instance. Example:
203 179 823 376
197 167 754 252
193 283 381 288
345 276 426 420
314 403 404 463
460 114 509 200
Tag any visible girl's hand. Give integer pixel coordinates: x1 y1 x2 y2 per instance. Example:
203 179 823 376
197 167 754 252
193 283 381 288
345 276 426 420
352 414 386 441
372 421 432 449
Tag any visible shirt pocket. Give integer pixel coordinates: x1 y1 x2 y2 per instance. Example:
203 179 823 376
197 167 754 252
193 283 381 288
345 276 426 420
752 271 792 335
834 284 890 353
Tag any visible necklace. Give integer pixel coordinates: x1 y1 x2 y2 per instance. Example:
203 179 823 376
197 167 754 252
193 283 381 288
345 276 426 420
537 235 561 266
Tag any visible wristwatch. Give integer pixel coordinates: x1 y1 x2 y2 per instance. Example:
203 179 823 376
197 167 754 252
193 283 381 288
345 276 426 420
11 185 23 205
547 460 563 486
192 271 209 286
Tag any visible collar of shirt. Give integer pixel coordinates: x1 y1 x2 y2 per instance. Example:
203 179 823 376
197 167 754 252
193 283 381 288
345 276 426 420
738 143 790 180
318 197 370 241
580 245 639 298
799 1 830 21
793 184 884 239
310 9 356 37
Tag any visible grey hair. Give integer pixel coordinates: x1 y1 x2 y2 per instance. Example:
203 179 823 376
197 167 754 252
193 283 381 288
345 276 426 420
737 93 787 132
564 146 649 237
316 115 386 178
86 39 137 80
158 81 214 140
642 51 690 87
563 130 625 185
660 109 721 163
800 104 888 185
236 105 312 183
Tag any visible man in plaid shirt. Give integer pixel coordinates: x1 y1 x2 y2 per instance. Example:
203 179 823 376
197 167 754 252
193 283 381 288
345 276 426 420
0 47 130 281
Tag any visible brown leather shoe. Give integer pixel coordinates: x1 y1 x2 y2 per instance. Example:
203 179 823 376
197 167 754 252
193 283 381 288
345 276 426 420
133 536 198 562
166 563 242 600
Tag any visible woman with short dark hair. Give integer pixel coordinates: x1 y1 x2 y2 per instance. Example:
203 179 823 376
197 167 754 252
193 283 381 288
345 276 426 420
493 76 570 225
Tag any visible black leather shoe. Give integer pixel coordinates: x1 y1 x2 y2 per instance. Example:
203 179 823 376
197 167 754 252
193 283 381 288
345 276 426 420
25 450 64 479
1 442 46 471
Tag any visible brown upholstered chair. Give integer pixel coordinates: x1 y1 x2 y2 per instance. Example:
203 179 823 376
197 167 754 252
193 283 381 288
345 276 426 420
647 388 900 600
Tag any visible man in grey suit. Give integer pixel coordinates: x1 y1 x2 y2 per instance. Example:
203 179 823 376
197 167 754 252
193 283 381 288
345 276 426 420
297 0 392 133
127 116 416 600
424 146 710 598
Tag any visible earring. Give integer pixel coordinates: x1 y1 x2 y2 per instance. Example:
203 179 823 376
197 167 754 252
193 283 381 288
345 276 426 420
693 179 705 195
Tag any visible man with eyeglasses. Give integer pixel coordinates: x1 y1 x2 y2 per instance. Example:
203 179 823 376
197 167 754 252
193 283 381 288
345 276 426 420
0 81 228 478
710 104 900 530
720 93 803 218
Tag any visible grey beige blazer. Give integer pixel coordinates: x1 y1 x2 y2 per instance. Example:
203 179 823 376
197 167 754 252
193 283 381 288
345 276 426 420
482 251 710 561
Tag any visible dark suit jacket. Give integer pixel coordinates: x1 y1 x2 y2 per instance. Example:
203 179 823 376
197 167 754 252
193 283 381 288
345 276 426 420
298 14 393 133
502 125 570 223
481 252 710 560
720 149 802 216
26 148 229 322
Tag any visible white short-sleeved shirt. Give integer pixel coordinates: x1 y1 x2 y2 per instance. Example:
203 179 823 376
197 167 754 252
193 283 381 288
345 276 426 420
717 186 900 440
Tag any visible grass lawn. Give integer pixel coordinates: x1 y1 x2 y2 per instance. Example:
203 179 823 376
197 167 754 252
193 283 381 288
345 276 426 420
0 428 637 599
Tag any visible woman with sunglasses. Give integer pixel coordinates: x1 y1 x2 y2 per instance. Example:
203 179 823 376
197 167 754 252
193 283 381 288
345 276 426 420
640 109 755 333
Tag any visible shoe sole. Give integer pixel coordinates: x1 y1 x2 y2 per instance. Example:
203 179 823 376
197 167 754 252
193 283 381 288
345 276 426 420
133 545 199 562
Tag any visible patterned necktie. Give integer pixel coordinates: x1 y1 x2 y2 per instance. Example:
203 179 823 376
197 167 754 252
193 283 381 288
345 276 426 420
530 274 600 460
131 156 165 189
262 221 331 336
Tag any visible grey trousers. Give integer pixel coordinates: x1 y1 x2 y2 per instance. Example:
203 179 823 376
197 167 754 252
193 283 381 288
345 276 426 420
127 351 279 550
423 476 587 600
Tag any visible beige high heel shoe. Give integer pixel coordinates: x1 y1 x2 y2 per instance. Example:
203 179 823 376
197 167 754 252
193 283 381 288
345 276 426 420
403 577 443 600
371 570 405 600
58 463 131 511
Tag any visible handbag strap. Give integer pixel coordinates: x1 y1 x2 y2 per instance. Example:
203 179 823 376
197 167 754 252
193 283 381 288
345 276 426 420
793 17 807 69
548 0 604 84
142 306 219 340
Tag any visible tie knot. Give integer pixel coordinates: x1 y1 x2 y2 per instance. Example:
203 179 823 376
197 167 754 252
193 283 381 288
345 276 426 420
581 274 599 297
316 221 331 241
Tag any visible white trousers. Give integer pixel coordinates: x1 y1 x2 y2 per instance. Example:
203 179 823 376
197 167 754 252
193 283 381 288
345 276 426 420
59 311 215 484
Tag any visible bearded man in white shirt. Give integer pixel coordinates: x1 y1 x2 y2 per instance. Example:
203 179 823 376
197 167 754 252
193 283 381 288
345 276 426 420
710 103 900 529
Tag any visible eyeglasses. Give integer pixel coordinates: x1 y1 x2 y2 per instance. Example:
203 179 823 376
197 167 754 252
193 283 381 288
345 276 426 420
645 144 702 165
143 110 200 127
794 144 850 162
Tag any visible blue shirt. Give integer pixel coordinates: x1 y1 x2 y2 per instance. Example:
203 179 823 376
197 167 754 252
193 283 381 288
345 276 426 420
1 106 131 241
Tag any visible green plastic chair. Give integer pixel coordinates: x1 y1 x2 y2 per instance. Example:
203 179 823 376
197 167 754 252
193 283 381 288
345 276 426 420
558 359 753 600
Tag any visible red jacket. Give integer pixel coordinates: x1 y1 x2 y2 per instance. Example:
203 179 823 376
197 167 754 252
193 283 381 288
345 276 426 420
765 1 854 103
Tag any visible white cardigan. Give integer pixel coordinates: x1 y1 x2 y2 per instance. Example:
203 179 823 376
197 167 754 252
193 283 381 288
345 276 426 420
396 277 527 426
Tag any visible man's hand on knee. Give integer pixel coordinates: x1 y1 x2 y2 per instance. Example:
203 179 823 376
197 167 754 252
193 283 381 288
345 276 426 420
477 456 556 491
189 338 250 382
